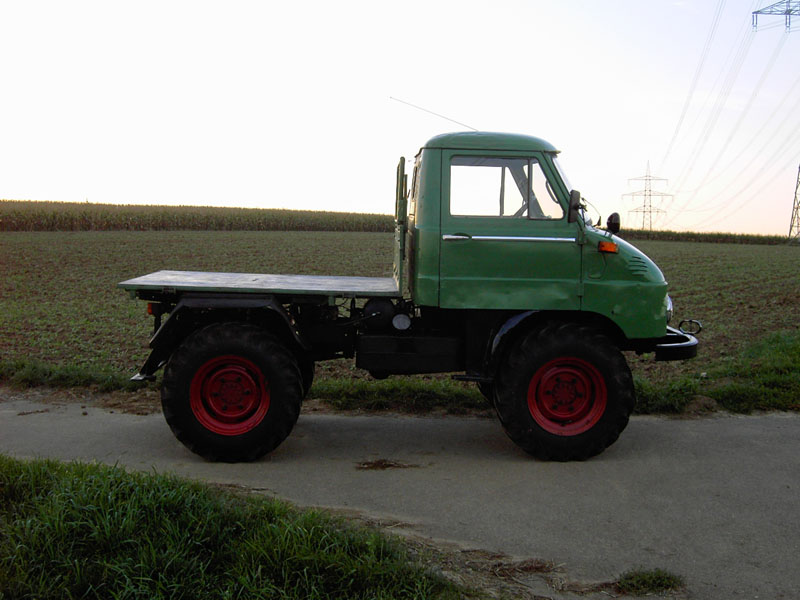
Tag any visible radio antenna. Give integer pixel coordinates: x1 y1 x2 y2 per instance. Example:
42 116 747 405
389 97 478 131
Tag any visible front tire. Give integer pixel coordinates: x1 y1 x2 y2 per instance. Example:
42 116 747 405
494 322 634 461
161 322 303 462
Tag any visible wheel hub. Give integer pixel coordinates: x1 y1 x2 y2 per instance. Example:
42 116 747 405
528 357 607 436
190 355 270 436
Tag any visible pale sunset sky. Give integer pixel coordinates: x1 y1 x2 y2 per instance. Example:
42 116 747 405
1 0 798 235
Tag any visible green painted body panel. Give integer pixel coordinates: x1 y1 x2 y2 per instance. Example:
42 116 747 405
581 230 669 339
393 157 408 292
408 148 443 306
425 131 558 153
438 148 580 310
408 132 670 340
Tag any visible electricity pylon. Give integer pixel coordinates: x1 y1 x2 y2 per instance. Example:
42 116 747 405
753 1 800 30
789 164 800 243
623 163 673 231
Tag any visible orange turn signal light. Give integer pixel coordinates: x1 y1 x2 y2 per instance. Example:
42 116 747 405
598 241 618 254
147 302 155 315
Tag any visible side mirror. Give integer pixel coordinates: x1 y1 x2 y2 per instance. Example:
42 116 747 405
606 212 621 235
568 189 582 223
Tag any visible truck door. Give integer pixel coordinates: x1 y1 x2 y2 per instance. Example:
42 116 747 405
438 150 582 310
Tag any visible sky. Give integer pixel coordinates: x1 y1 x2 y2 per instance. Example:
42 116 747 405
1 0 798 235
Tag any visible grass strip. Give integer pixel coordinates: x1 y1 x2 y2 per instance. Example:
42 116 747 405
615 568 685 595
0 360 490 415
0 456 465 600
704 330 800 412
634 330 800 414
308 377 488 414
3 330 799 416
0 359 141 392
633 376 700 414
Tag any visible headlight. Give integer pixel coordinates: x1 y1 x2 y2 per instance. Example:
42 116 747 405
666 295 674 324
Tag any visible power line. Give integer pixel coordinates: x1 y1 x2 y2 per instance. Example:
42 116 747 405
388 97 478 131
667 25 755 200
664 1 797 229
698 31 787 177
684 125 800 231
664 31 788 222
662 1 761 195
673 68 800 204
660 0 727 170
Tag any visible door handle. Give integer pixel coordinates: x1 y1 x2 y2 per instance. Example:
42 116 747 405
442 233 472 241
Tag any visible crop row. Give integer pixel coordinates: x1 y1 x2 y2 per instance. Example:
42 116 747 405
0 200 393 233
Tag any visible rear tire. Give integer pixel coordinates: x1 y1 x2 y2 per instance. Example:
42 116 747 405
298 355 315 398
477 382 495 404
494 322 634 461
161 322 303 462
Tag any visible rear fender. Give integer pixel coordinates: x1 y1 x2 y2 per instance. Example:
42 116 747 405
131 296 307 381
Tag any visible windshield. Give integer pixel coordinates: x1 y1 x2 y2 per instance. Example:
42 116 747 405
552 154 596 226
552 155 573 193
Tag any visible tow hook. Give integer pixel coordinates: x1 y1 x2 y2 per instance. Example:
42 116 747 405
679 319 703 335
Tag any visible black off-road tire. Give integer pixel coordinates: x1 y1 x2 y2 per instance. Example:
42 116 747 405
161 322 303 462
477 382 495 404
494 322 634 461
298 355 315 398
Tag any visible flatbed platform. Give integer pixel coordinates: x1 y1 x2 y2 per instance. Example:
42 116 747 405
119 270 401 299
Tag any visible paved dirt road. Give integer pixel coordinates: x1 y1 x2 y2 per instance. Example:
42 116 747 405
1 390 798 599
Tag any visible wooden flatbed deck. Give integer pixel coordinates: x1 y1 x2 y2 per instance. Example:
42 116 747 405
119 270 401 298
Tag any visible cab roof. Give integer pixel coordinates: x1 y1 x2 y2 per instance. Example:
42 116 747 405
423 131 558 153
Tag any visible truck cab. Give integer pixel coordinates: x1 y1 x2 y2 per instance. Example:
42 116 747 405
407 132 669 340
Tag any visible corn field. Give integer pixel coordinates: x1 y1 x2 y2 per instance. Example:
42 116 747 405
0 201 393 233
0 200 790 243
621 228 787 245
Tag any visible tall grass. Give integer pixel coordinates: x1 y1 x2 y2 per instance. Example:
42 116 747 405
0 456 464 600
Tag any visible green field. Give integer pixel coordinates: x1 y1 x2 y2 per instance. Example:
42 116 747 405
1 230 799 413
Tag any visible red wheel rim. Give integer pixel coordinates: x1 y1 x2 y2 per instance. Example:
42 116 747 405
190 355 270 436
527 357 607 436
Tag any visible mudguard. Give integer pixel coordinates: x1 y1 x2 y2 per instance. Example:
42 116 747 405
130 295 307 381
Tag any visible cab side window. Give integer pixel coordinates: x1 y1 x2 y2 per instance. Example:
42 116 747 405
450 156 564 220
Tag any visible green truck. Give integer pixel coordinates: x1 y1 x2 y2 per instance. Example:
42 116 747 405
120 132 699 462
